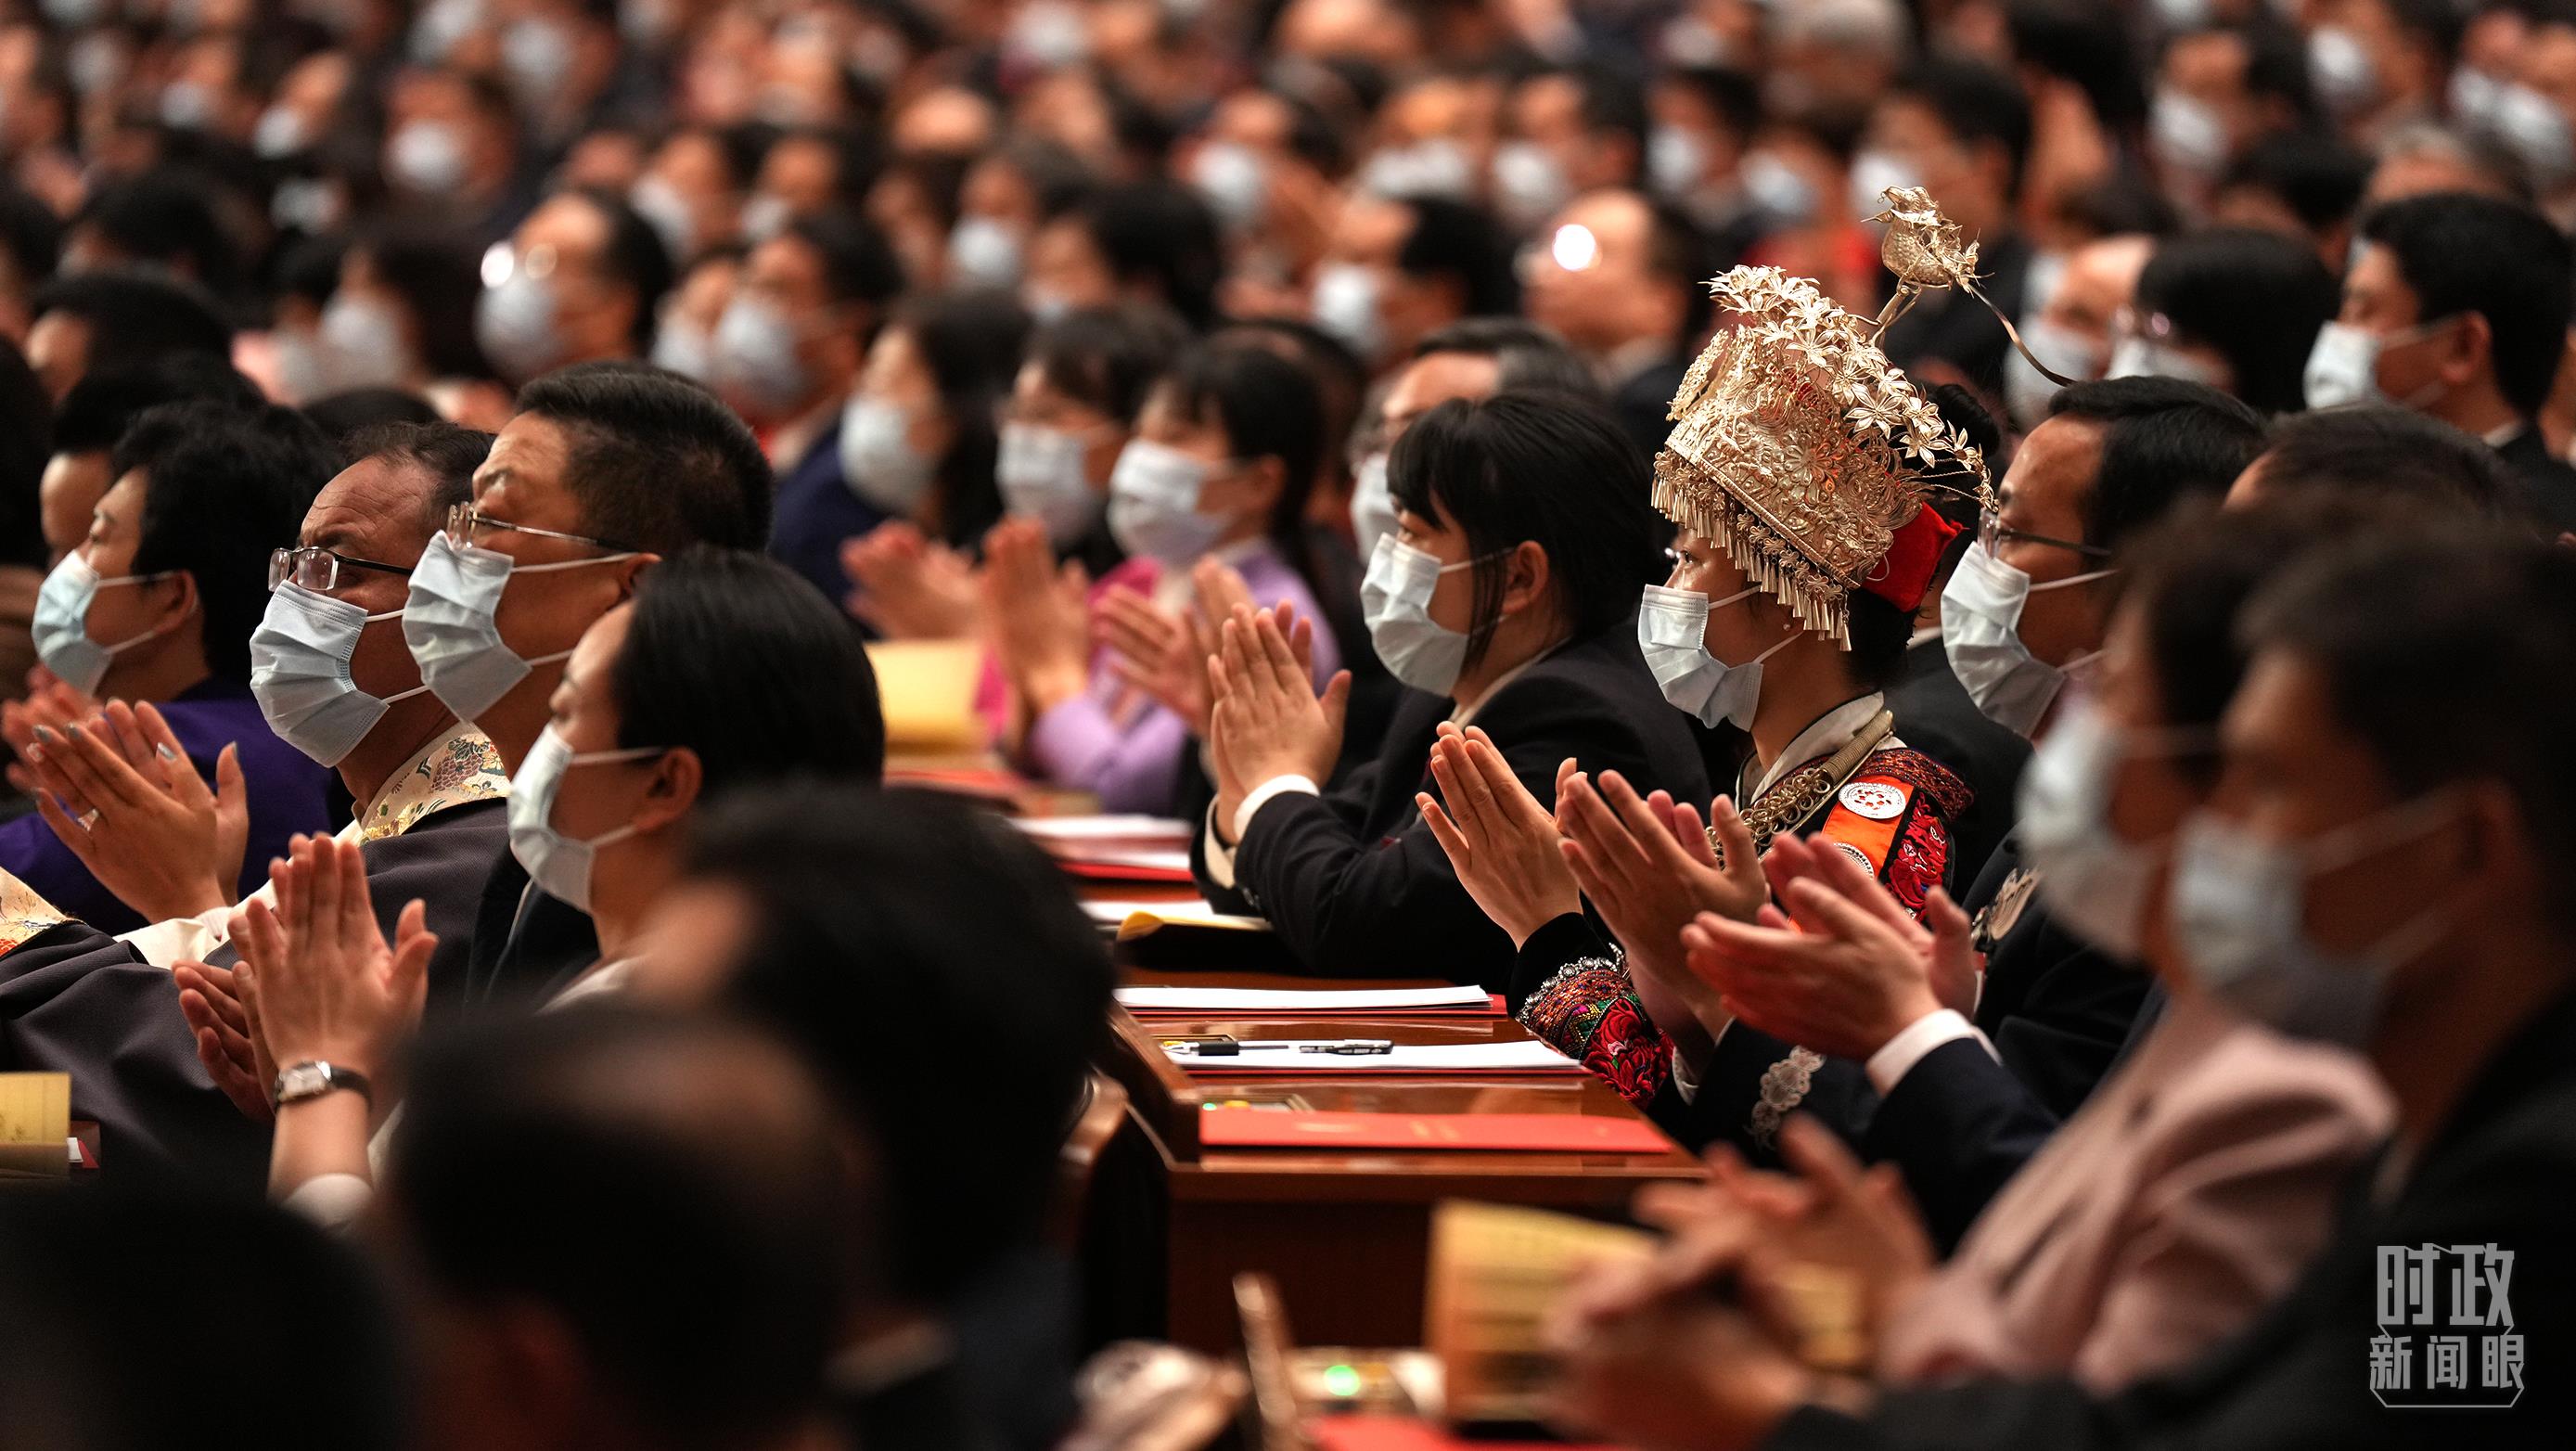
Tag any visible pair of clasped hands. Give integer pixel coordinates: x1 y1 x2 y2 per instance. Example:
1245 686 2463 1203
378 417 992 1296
1416 723 1982 1062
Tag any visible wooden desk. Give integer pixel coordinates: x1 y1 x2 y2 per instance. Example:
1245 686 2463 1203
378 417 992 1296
1097 951 1700 1355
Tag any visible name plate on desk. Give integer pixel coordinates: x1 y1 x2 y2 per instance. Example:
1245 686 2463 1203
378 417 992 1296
0 1072 70 1178
1199 1109 1669 1153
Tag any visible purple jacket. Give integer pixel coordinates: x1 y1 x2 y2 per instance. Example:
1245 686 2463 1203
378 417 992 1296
0 677 337 934
1024 541 1339 815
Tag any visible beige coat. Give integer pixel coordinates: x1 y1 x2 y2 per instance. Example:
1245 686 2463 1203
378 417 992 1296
1878 991 2391 1391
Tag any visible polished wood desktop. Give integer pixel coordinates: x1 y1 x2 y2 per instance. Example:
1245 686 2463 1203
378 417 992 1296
1090 884 1703 1355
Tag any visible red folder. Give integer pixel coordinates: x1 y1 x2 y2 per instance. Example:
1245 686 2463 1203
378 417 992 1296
1057 858 1198 885
1197 1109 1671 1154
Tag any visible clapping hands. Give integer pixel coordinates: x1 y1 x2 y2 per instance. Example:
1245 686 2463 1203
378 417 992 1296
842 520 980 639
21 700 248 921
228 834 435 1086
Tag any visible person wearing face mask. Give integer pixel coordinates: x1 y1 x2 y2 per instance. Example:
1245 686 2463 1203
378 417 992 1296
472 189 674 387
788 290 1023 610
240 546 885 1227
1554 504 2397 1437
2 404 339 938
985 340 1342 815
714 210 903 571
1444 262 1983 1127
379 68 529 247
1492 63 1648 238
1021 183 1224 331
2000 235 2153 429
993 303 1187 572
2308 191 2576 533
2106 228 2338 416
1521 189 1711 457
1637 526 2576 1451
1188 390 1709 992
1308 194 1518 376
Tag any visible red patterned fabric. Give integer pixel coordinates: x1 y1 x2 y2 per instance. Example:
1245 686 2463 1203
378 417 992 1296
1857 507 1963 613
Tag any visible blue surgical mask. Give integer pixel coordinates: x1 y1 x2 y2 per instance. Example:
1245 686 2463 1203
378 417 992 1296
839 397 939 515
251 582 433 767
2168 795 2459 1047
506 723 663 912
402 533 633 725
997 422 1104 546
1635 583 1794 730
32 552 181 697
1939 540 2113 738
1108 439 1232 567
1361 534 1496 697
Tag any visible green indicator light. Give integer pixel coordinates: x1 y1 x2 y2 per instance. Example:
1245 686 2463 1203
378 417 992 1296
1322 1364 1363 1399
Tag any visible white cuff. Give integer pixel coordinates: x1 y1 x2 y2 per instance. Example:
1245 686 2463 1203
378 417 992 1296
116 908 232 969
1232 775 1320 843
281 1172 375 1233
1199 802 1239 891
1865 1008 1997 1097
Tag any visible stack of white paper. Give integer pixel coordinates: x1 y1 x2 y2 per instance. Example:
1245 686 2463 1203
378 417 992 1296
1117 984 1491 1012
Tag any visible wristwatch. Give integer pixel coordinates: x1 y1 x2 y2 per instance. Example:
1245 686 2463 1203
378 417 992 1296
272 1060 373 1109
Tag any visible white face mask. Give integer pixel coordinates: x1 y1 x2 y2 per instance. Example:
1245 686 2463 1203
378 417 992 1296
1635 583 1794 730
2168 794 2459 1047
1361 534 1496 697
1108 438 1233 567
387 118 468 195
251 582 436 767
947 216 1024 289
2106 334 2225 390
403 533 632 725
474 267 564 384
629 172 697 266
2148 90 2230 178
2019 697 2206 960
32 553 180 697
319 293 416 393
711 295 813 421
2302 317 2453 412
1648 126 1706 199
838 397 938 515
1310 263 1384 364
1190 140 1269 232
997 422 1103 546
1939 539 2113 738
1359 138 1475 200
1490 140 1571 233
506 723 663 912
1348 451 1398 565
1846 149 1922 222
2307 25 2378 115
2004 315 2102 427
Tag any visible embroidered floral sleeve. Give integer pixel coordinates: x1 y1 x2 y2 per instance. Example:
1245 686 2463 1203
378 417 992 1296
0 871 66 958
1861 748 1968 918
1517 952 1672 1110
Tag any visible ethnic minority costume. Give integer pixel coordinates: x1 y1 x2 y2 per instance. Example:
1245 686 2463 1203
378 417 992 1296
1518 190 2007 1155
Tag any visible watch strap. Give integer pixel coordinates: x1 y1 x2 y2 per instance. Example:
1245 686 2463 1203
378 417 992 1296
273 1059 374 1108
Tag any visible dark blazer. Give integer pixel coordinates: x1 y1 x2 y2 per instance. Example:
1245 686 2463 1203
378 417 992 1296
462 846 599 1010
2494 427 2576 537
1878 232 2033 401
1885 636 2031 893
1653 831 2151 1251
1195 620 1712 993
1611 352 1691 462
1768 984 2576 1450
0 798 507 1190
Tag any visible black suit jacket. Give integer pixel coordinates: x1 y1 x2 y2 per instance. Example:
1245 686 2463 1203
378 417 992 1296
1195 620 1712 992
1651 831 2150 1251
1611 352 1691 461
0 797 507 1189
1884 636 2031 893
462 845 599 1009
2493 427 2576 537
1769 984 2576 1450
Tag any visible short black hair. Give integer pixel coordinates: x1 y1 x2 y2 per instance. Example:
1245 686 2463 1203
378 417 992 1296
393 1008 861 1451
30 269 234 386
0 337 47 571
301 387 440 442
1522 59 1649 178
2006 0 2147 132
71 170 240 300
2046 377 2267 551
52 353 263 456
1154 339 1326 573
2222 130 2370 235
2253 404 2527 529
2120 493 2463 783
343 420 493 534
1027 302 1189 425
2134 227 2341 415
1642 198 1721 340
0 180 61 289
1413 317 1601 398
689 786 1115 1301
568 186 679 353
356 225 492 380
0 1190 405 1451
515 361 774 552
112 401 338 681
1073 181 1224 329
1892 56 2033 196
2244 526 2576 929
1388 389 1659 670
612 547 885 790
1395 197 1519 318
2358 191 2575 417
1661 65 1766 144
783 206 906 310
